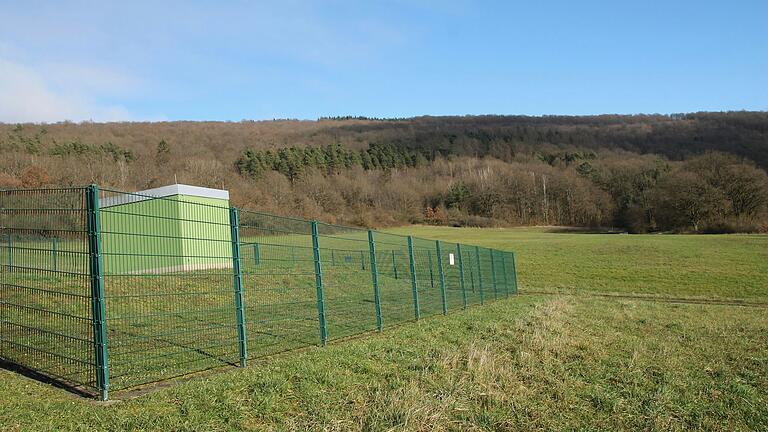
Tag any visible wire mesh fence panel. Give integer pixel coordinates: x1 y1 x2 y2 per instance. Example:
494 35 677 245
410 237 443 318
98 189 239 390
478 247 493 302
316 223 378 339
459 245 483 307
0 188 96 391
506 252 518 294
440 242 466 311
370 231 415 327
498 251 507 296
492 249 509 298
238 211 320 357
474 247 494 302
486 248 497 300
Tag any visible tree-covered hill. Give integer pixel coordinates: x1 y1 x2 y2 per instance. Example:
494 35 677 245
1 112 767 232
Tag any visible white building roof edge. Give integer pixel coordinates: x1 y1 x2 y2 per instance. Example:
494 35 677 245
101 184 229 208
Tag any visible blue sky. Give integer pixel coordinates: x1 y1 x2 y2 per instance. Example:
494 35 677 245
0 0 765 122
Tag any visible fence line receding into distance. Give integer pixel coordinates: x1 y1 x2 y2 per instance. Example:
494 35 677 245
0 185 518 400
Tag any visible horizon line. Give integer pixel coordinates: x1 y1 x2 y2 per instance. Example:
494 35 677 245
2 109 767 126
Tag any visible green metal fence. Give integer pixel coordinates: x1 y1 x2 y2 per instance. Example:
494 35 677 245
0 185 518 400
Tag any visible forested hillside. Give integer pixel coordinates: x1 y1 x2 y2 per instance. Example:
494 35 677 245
1 112 767 232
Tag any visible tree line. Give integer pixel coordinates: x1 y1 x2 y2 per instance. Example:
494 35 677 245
1 112 767 232
236 143 428 180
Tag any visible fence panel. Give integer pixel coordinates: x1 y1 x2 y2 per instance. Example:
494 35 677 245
370 231 415 327
316 223 378 340
0 188 96 391
459 244 482 306
474 247 494 302
440 242 465 311
509 252 519 294
410 237 443 318
238 211 320 356
492 249 508 298
98 189 239 390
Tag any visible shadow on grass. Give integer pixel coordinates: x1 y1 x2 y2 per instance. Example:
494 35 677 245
0 359 95 399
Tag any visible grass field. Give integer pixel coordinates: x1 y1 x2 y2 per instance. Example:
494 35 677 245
1 227 766 431
388 226 768 302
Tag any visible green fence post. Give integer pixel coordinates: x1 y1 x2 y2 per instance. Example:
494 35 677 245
490 249 498 300
427 250 435 287
291 245 296 267
52 238 57 272
368 230 383 333
457 244 467 309
86 185 109 401
331 249 336 266
229 208 248 367
392 250 398 279
501 251 510 299
475 246 484 305
407 236 420 320
511 252 518 294
435 240 448 315
310 221 328 344
253 243 260 266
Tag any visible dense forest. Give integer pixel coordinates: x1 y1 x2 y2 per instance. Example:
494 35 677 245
1 112 767 232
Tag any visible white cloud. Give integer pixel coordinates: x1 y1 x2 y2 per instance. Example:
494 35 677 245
0 58 133 123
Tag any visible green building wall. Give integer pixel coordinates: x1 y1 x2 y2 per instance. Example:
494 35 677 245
100 194 231 274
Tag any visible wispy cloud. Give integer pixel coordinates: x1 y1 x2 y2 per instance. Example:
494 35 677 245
0 57 134 123
0 1 416 122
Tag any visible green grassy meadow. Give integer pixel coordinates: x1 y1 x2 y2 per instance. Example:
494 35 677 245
388 226 768 302
1 227 766 431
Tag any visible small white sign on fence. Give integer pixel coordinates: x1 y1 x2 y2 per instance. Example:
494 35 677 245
449 253 455 266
